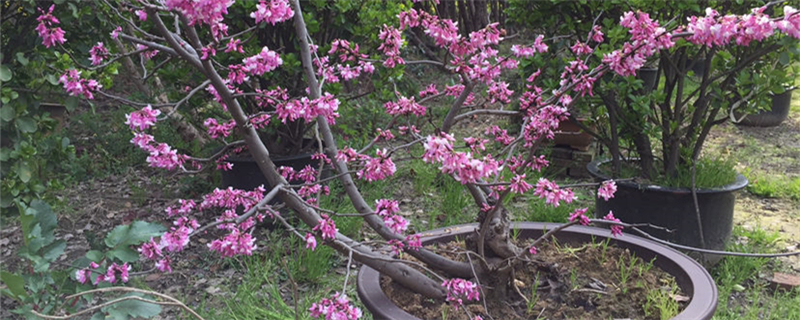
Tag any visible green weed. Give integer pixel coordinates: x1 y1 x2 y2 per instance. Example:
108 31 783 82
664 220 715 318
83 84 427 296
745 171 800 200
643 282 681 320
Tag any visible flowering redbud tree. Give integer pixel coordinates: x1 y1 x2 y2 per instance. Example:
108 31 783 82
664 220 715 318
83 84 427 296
42 0 800 318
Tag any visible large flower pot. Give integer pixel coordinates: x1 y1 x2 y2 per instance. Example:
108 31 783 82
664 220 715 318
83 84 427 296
736 90 793 127
220 151 318 192
587 159 748 264
357 222 718 320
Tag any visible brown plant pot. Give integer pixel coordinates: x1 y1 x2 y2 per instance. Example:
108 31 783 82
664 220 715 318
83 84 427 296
553 118 594 150
357 222 718 320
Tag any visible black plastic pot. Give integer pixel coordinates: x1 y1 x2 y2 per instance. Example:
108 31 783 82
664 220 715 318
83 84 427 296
737 90 793 127
638 67 658 92
357 222 718 320
587 159 747 264
220 151 318 192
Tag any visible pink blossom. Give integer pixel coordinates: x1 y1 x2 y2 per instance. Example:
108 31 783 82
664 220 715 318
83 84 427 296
225 38 245 53
388 239 405 255
384 96 426 117
125 105 161 131
603 211 624 237
36 5 67 48
313 214 338 240
375 199 400 217
485 126 514 145
58 70 101 100
510 174 533 194
200 46 216 60
250 0 294 25
130 132 154 149
309 292 362 320
597 180 618 201
487 81 514 104
383 214 409 234
111 26 122 39
569 208 590 226
160 226 192 252
406 234 422 251
138 238 163 260
528 245 538 255
590 25 604 43
534 178 576 207
242 46 283 76
203 118 236 139
422 133 456 163
419 84 439 98
89 42 110 66
155 256 172 273
378 25 405 68
777 6 800 39
442 278 480 307
357 149 396 182
570 41 593 56
208 228 257 257
135 9 147 21
75 269 91 284
163 0 234 26
305 233 317 250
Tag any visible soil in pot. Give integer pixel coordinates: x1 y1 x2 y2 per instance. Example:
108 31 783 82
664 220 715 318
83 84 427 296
380 239 687 320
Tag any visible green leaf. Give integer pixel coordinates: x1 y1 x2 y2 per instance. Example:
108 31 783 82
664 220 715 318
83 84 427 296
86 250 104 262
64 96 79 112
15 117 37 133
90 312 105 320
104 221 165 248
0 105 15 121
0 271 28 300
15 53 28 66
779 51 790 66
41 240 66 262
0 65 11 82
17 163 31 183
46 74 59 86
106 247 140 263
103 293 162 320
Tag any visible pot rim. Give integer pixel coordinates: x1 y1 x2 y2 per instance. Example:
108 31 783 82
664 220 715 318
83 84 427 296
357 222 718 320
587 158 748 194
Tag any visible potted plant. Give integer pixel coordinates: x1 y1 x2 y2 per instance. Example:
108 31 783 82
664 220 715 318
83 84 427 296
31 1 800 319
732 39 800 127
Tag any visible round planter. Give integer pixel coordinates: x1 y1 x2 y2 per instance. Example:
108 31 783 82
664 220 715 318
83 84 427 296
737 90 793 127
357 222 718 320
220 151 318 192
587 159 747 264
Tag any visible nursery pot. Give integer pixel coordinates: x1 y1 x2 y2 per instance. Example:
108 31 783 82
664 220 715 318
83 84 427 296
357 222 718 320
587 159 748 264
553 118 594 151
638 67 658 92
220 151 319 192
736 90 793 127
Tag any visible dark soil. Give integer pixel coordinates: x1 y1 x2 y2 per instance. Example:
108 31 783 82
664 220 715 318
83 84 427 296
382 239 686 320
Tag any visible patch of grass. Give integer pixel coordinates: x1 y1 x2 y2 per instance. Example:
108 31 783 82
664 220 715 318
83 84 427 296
600 156 738 189
643 281 681 320
709 226 800 320
744 171 800 201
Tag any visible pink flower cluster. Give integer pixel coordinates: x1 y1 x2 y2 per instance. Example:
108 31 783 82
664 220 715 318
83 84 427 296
511 35 549 58
275 93 341 124
485 126 514 145
164 0 234 26
405 234 422 251
597 180 618 201
125 105 161 131
569 208 590 226
375 199 409 234
58 69 101 100
487 81 514 104
313 214 338 240
383 96 427 116
309 292 363 320
250 0 294 25
533 178 576 207
686 7 779 47
509 174 533 194
603 11 673 76
36 5 66 48
89 42 110 66
305 233 317 250
75 262 131 285
603 211 624 237
378 25 405 68
242 46 283 76
208 228 257 257
203 118 237 139
442 278 480 307
356 149 397 182
778 6 800 38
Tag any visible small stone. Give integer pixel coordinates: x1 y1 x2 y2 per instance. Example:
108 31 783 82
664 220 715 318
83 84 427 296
770 272 800 292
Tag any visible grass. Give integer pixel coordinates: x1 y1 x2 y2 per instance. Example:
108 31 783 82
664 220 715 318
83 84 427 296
744 171 800 201
599 156 738 189
710 226 800 320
